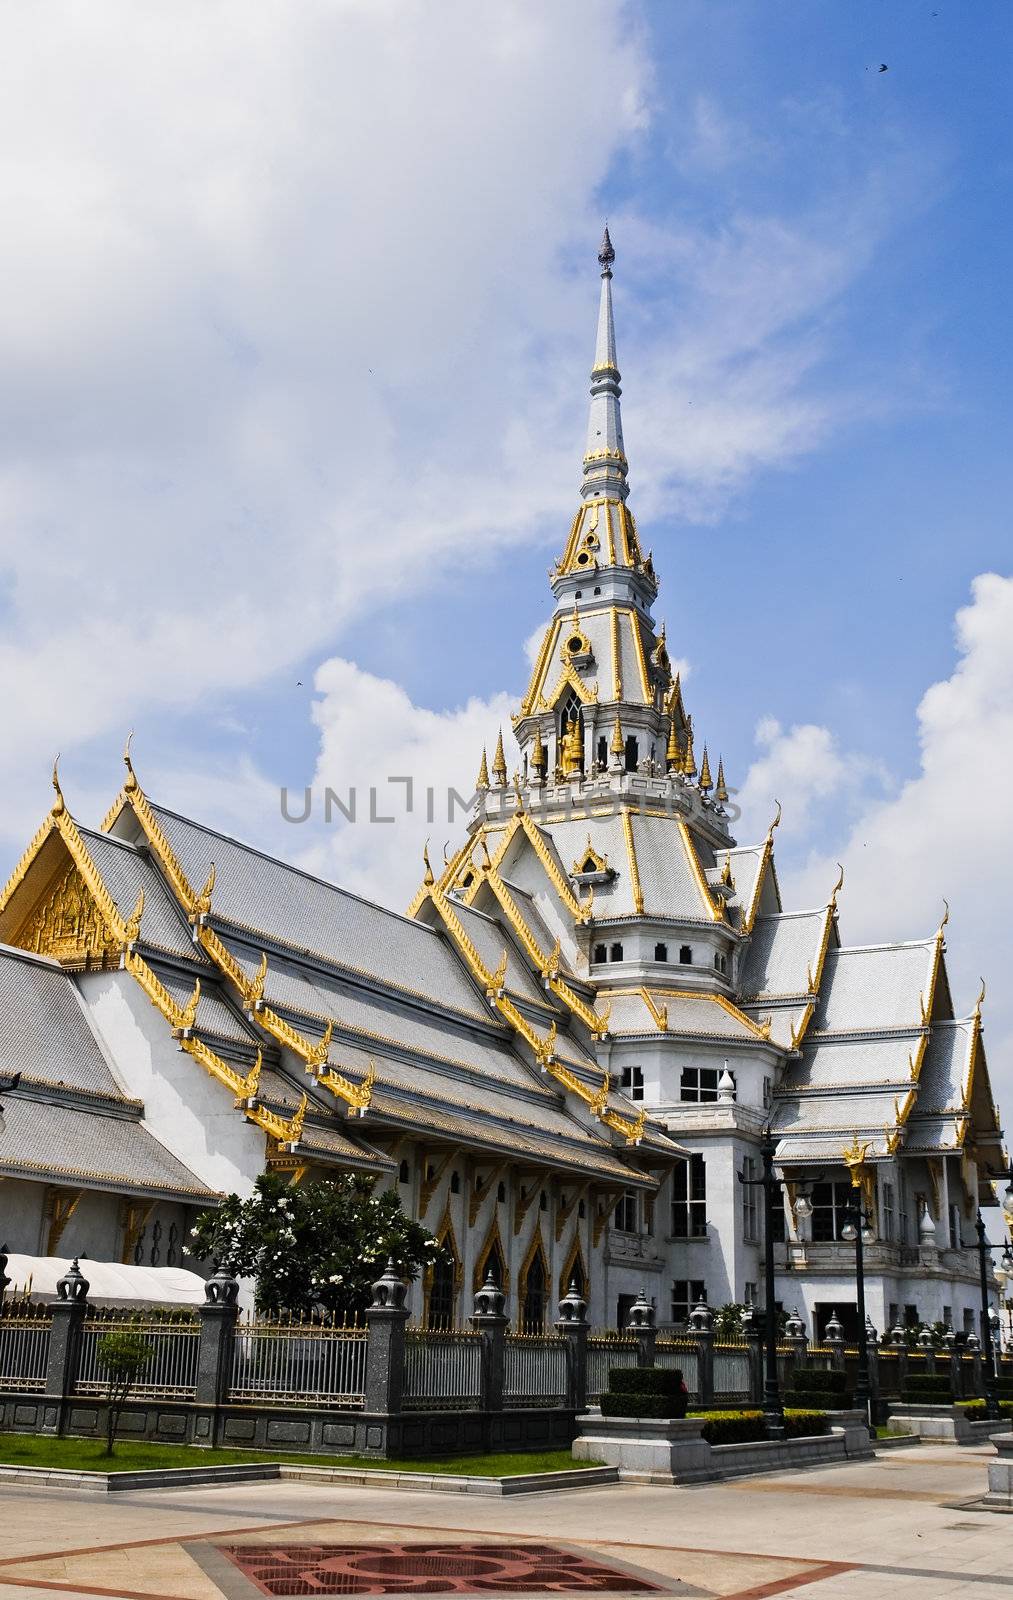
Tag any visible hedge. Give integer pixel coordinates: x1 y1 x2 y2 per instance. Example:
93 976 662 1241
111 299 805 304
789 1389 851 1411
600 1392 688 1419
609 1367 685 1398
901 1375 952 1401
959 1401 1013 1421
787 1369 848 1396
686 1409 830 1445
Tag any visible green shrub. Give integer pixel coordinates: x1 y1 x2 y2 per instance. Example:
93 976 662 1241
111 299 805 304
900 1374 952 1402
789 1389 851 1411
600 1392 687 1419
609 1367 685 1398
686 1408 830 1444
787 1368 848 1395
958 1401 1013 1421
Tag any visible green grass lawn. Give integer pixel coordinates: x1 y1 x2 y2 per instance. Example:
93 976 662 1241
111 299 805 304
0 1433 588 1477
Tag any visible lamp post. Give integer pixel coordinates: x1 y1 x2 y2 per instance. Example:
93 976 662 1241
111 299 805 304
974 1212 1003 1421
839 1136 876 1433
739 1128 784 1439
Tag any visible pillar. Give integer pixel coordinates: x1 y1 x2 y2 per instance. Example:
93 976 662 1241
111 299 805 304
364 1259 410 1415
471 1269 508 1412
555 1278 589 1412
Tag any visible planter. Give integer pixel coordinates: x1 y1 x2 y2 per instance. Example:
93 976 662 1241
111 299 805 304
572 1408 871 1483
886 1403 1009 1444
980 1432 1013 1510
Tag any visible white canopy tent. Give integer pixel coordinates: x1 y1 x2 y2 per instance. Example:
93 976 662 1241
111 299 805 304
2 1255 207 1308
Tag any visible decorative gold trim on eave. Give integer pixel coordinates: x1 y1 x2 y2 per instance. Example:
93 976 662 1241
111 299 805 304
520 617 563 718
123 789 198 914
518 814 584 919
739 838 773 936
181 1033 261 1100
0 811 60 916
620 810 644 915
628 611 652 705
676 819 723 925
610 608 622 701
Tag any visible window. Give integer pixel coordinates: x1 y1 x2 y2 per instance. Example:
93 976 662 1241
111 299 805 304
904 1303 919 1328
672 1154 706 1238
744 1282 757 1307
450 1170 460 1194
949 1203 962 1249
610 942 624 962
943 1304 952 1329
620 1065 644 1101
539 1190 548 1211
882 1182 895 1241
593 585 601 596
889 1302 899 1330
596 737 608 769
497 1180 506 1203
762 1076 772 1110
398 1159 410 1184
522 1250 548 1332
679 945 693 964
624 735 639 772
742 1157 759 1242
643 1196 655 1234
771 1197 786 1242
593 943 607 963
654 942 668 962
680 1065 726 1102
713 952 727 975
963 1307 975 1335
427 1254 456 1329
577 1198 586 1218
810 1181 854 1243
671 1280 706 1324
614 1189 638 1233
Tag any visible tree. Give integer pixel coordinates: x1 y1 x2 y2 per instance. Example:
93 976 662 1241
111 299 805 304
97 1328 153 1456
190 1172 442 1319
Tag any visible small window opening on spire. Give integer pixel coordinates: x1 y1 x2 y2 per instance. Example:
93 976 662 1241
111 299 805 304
624 735 639 772
593 943 607 963
596 736 608 770
593 585 601 596
679 945 692 964
655 942 668 962
610 942 624 962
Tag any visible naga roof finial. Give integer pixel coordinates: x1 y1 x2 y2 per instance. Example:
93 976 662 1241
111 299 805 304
51 754 65 815
123 730 138 792
422 841 434 887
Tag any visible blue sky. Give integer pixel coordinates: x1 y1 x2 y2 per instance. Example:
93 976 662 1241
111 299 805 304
1 1 1011 1088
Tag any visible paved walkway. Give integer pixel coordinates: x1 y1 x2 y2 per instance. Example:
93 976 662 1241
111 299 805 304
0 1444 1010 1598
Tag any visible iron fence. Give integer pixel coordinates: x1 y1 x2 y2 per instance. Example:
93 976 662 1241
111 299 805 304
504 1334 567 1408
229 1316 367 1408
74 1311 201 1399
587 1333 638 1402
404 1329 482 1411
654 1338 698 1399
0 1303 51 1392
713 1342 751 1399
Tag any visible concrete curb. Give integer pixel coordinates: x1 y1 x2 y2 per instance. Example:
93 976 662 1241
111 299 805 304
0 1462 619 1496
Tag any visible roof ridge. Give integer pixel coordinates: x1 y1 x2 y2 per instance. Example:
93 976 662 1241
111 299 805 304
831 936 938 955
0 940 62 970
145 799 444 938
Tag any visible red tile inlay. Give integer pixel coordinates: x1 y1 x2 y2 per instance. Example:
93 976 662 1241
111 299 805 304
220 1541 663 1596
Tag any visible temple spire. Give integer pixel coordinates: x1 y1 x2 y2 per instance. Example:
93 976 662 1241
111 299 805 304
582 227 628 503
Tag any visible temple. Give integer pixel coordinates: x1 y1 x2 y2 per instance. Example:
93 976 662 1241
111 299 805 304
0 232 1004 1339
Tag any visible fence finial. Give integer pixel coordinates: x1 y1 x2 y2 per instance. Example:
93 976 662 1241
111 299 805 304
556 1277 588 1325
204 1261 239 1306
370 1258 407 1310
472 1269 507 1321
626 1288 655 1330
55 1258 90 1304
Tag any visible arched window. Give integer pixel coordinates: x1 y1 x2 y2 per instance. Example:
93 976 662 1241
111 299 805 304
450 1170 460 1194
679 945 692 965
610 942 624 962
522 1248 548 1332
557 689 585 775
398 1159 410 1184
578 1198 586 1218
497 1180 507 1203
593 943 607 964
654 942 668 962
539 1190 548 1212
569 1256 586 1297
484 1240 505 1289
427 1254 456 1330
596 736 608 770
624 735 639 773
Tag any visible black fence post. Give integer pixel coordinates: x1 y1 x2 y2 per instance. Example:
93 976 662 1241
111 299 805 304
364 1259 409 1417
555 1278 589 1413
626 1288 657 1367
41 1259 90 1435
471 1270 507 1413
194 1263 239 1447
742 1306 762 1405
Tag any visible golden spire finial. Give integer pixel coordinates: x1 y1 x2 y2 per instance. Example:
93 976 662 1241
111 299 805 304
938 898 949 937
699 745 712 794
682 720 696 777
422 841 434 886
715 756 728 803
51 755 65 816
491 729 507 785
767 798 782 839
123 730 138 793
666 715 679 771
975 976 986 1018
720 853 734 888
532 726 546 771
830 861 844 906
476 748 490 792
610 713 624 756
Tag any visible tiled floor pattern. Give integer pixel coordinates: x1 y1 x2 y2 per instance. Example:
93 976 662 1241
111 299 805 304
0 1445 1011 1599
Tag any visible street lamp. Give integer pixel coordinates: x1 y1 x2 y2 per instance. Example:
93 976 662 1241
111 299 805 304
840 1136 876 1433
738 1128 785 1440
974 1211 1003 1421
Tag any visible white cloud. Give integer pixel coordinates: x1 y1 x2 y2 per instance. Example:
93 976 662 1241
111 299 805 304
297 657 519 910
754 574 1013 1104
734 716 889 843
